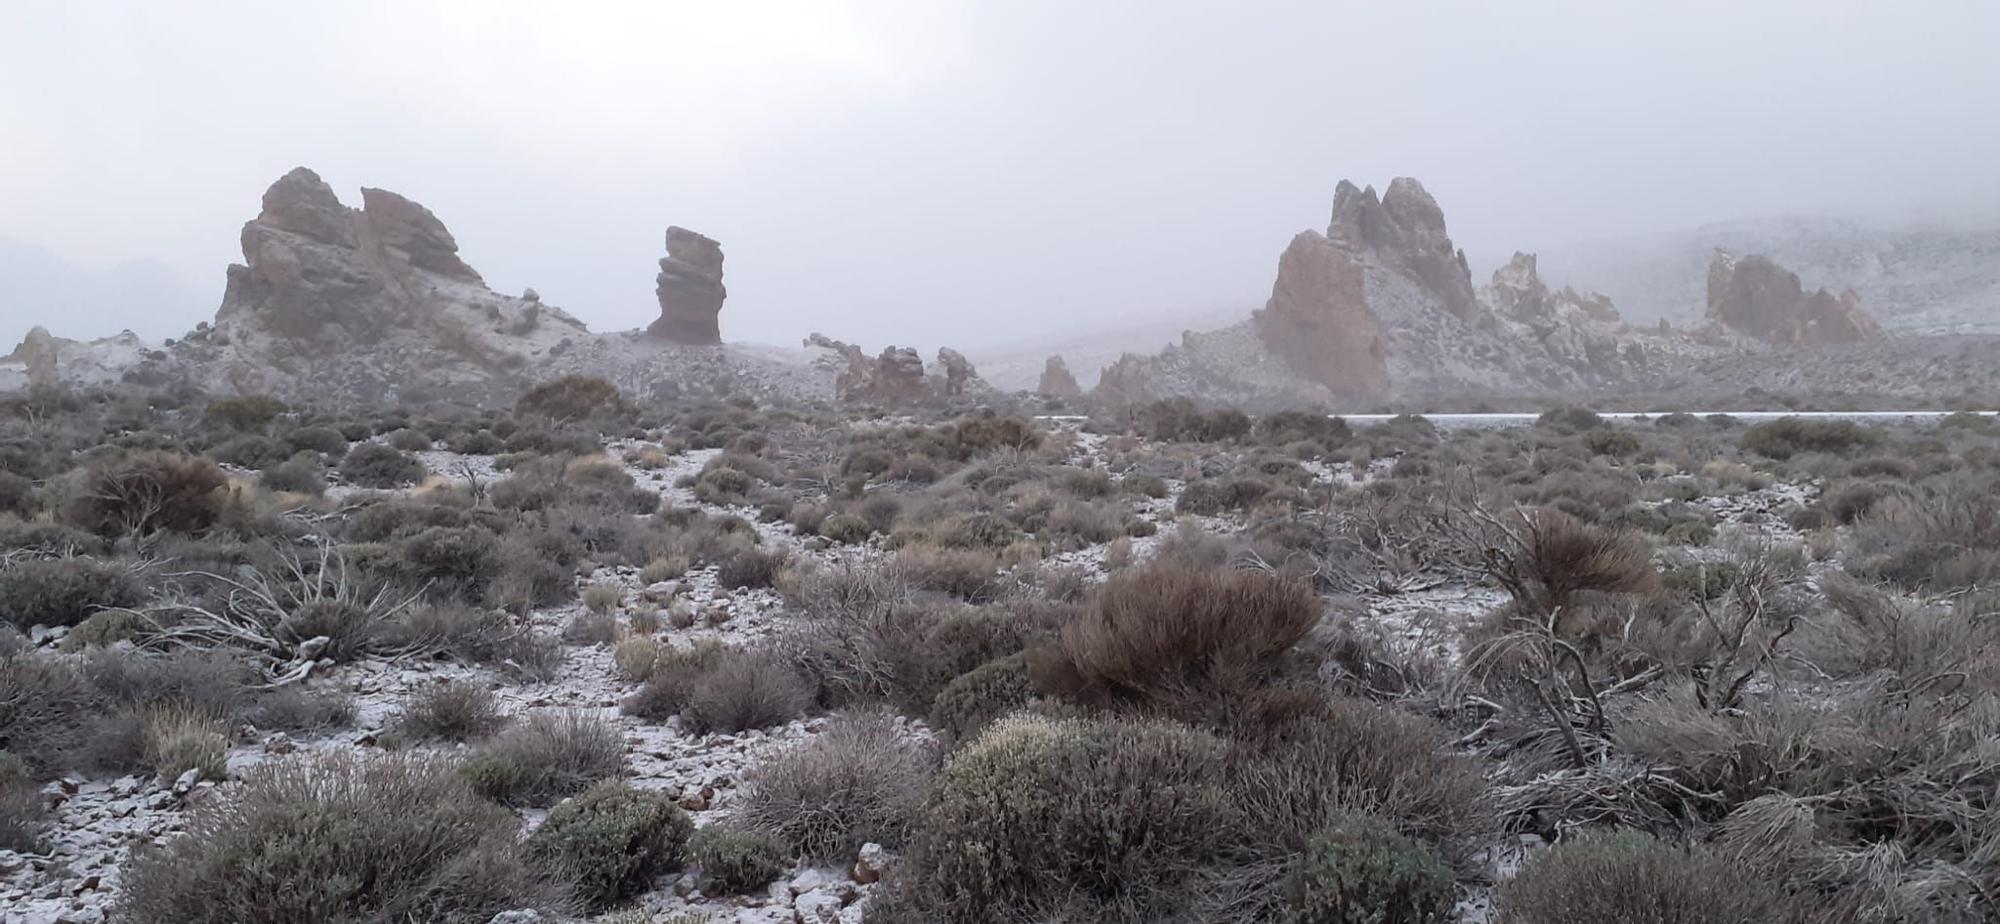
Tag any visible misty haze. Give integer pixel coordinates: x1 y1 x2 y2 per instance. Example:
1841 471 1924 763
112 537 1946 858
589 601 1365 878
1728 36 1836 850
4 3 2000 923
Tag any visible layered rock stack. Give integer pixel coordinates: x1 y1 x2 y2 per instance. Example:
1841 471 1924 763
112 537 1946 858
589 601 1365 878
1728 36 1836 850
649 227 726 345
1706 249 1883 346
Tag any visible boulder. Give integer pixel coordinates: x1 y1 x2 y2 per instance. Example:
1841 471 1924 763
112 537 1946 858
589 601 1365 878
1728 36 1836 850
1706 249 1883 345
649 226 726 345
360 186 481 282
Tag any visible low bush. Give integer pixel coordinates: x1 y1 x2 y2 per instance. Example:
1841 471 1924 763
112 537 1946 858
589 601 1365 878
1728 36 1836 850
143 705 230 781
258 453 327 495
716 547 786 589
905 714 1238 923
282 425 349 457
1507 508 1660 616
0 556 142 629
819 512 874 544
114 751 566 923
928 652 1035 748
383 604 561 682
681 647 815 735
734 708 935 862
209 434 289 468
516 375 626 423
1495 829 1783 924
0 753 45 852
203 395 287 433
463 710 625 807
395 681 507 743
0 649 94 776
1740 417 1877 460
686 827 789 895
63 450 226 536
522 781 692 910
1286 812 1456 924
339 443 427 488
1030 564 1320 720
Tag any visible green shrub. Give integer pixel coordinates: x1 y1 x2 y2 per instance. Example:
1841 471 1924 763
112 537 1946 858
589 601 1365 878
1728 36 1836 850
0 556 142 629
63 450 227 536
1495 829 1783 924
1286 813 1455 924
282 425 349 456
906 714 1238 923
114 751 565 923
209 434 289 468
258 453 327 495
523 781 692 910
687 827 789 895
928 652 1034 747
339 443 427 488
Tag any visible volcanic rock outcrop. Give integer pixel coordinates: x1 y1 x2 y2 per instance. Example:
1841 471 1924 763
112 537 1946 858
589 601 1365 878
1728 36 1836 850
6 326 62 389
1102 178 1665 405
1706 249 1883 346
805 334 988 403
1253 230 1387 397
1037 355 1083 397
649 227 726 345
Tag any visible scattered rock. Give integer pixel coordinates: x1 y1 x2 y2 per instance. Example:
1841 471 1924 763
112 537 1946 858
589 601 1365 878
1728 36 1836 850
851 843 888 884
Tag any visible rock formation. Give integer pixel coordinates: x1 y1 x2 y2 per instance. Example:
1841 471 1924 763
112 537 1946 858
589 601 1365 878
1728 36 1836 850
1706 249 1883 346
649 227 726 345
1253 231 1387 397
6 326 61 388
1037 355 1082 397
1325 178 1480 322
1102 178 1675 405
804 335 985 402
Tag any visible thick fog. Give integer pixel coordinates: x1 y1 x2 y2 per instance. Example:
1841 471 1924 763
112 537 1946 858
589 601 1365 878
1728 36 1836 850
4 1 1997 349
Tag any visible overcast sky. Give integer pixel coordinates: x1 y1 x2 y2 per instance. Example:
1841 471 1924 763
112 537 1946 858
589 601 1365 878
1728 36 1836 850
4 1 1997 349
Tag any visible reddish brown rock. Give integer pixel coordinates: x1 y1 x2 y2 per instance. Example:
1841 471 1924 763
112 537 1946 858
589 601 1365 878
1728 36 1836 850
360 186 481 282
805 333 934 402
648 226 726 345
1254 231 1387 397
1037 355 1082 397
1706 249 1882 345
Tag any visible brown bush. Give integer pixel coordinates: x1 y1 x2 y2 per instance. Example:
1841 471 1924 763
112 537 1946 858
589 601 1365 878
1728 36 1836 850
63 451 227 536
1496 829 1785 924
1504 508 1659 616
1029 564 1320 719
681 647 815 735
516 375 626 423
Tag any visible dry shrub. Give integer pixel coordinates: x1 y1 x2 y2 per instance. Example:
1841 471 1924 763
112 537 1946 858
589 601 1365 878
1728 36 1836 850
1501 508 1659 616
0 648 95 777
1029 564 1320 718
734 708 935 861
562 611 617 646
516 375 626 423
144 705 229 781
581 583 623 614
681 647 814 735
0 753 44 852
621 640 728 721
395 680 507 743
0 556 143 629
63 450 227 536
463 710 625 807
686 827 788 895
613 636 660 682
1230 693 1488 866
114 751 568 923
1496 829 1785 924
384 604 561 682
1740 418 1877 460
889 544 1002 601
